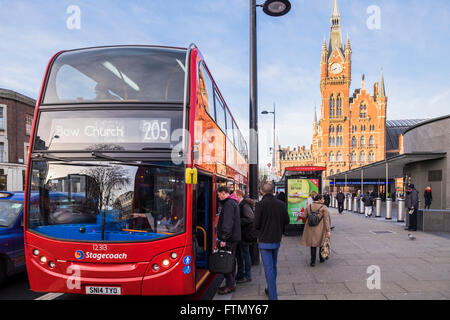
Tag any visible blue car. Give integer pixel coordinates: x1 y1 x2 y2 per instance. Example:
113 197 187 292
0 192 26 285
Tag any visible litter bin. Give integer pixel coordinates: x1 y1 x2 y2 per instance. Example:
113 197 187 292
375 198 382 217
360 198 365 214
385 198 392 220
397 198 405 223
353 197 358 213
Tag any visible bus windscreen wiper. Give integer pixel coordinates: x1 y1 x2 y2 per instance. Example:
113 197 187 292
31 153 70 162
91 152 174 168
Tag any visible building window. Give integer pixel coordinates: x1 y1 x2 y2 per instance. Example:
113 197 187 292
337 151 343 162
26 114 33 135
0 143 4 163
360 104 367 118
352 136 357 147
351 152 357 163
329 136 335 147
369 136 375 146
329 152 335 162
368 151 375 162
0 107 4 130
360 151 366 164
360 136 366 147
329 125 335 133
336 94 342 117
337 136 343 146
329 94 335 118
330 169 334 176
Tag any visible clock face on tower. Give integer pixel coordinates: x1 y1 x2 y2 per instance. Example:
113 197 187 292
330 63 343 75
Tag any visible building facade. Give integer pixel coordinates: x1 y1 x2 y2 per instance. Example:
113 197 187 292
313 0 387 178
278 0 388 180
0 88 36 191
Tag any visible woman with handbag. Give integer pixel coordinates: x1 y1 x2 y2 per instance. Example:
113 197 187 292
300 194 331 267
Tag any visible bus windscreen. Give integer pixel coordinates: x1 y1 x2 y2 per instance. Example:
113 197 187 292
43 47 186 104
28 161 185 242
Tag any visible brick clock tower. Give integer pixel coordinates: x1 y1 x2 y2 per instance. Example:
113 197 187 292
313 0 388 178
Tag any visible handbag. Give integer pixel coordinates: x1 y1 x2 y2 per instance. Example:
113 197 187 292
320 238 331 260
208 249 234 274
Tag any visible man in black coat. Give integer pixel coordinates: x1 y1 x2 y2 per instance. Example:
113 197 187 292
254 183 290 300
336 190 345 214
406 184 419 231
216 186 241 295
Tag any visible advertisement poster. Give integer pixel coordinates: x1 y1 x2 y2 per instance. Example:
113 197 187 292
287 179 319 225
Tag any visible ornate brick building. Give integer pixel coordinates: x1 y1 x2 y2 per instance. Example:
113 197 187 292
313 0 387 178
278 0 388 179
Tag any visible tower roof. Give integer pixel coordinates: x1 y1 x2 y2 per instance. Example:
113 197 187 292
379 71 386 97
328 0 344 59
332 0 340 17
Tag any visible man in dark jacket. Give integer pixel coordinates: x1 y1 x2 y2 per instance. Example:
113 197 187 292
235 190 255 284
406 184 419 231
336 190 345 214
216 186 241 295
254 183 290 300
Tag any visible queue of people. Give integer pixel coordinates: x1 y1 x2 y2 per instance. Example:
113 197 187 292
215 183 290 300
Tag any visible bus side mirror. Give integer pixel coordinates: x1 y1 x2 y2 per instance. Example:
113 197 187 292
185 168 198 185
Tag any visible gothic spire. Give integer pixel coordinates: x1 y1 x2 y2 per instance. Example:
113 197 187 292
379 71 386 97
328 0 343 59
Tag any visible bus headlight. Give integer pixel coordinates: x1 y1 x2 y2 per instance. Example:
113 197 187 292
170 252 178 259
162 259 170 267
33 249 40 256
48 261 56 269
40 256 47 264
152 264 160 271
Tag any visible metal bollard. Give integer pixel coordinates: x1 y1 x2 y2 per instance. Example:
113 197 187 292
385 198 392 220
360 198 365 214
348 196 352 211
353 197 358 213
344 196 347 210
376 198 382 217
397 198 405 222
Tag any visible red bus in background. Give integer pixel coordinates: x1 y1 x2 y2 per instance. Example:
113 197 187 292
24 45 248 296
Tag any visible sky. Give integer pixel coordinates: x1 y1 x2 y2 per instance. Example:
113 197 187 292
0 0 449 170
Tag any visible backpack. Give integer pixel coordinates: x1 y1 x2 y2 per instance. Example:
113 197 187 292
308 205 324 227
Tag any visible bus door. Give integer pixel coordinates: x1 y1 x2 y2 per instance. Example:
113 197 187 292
193 175 212 275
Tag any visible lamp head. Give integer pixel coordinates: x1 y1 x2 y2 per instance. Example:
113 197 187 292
263 0 291 17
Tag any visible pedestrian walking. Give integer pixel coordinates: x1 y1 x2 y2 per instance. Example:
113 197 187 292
336 190 345 214
216 186 241 295
406 184 419 231
323 192 331 207
234 190 256 284
254 183 290 300
424 186 432 210
300 193 331 267
363 191 373 217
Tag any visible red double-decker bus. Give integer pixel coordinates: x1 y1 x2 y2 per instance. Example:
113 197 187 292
24 45 248 296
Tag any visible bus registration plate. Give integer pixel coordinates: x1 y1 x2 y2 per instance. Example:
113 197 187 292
86 286 122 295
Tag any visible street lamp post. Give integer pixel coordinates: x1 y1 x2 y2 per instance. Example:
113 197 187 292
249 0 291 199
262 103 276 179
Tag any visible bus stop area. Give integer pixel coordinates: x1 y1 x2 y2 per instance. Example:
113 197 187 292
326 152 450 233
214 206 450 300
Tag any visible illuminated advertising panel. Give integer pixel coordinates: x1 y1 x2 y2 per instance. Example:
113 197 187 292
287 178 319 225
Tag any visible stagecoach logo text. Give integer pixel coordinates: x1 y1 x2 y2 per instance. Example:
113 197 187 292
74 250 127 261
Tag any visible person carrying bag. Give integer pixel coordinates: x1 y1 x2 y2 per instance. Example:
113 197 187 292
300 194 331 267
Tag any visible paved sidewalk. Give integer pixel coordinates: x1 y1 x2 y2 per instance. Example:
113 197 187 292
214 207 450 300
